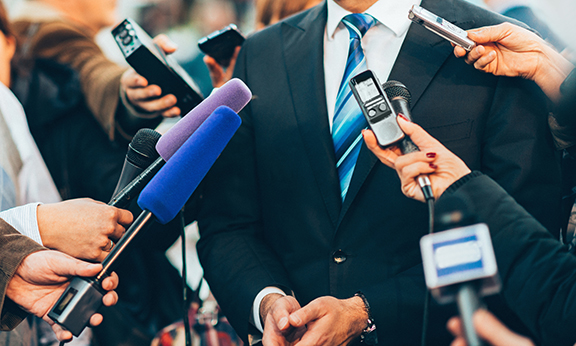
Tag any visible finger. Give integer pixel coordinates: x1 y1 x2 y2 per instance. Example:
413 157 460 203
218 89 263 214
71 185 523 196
396 117 441 149
54 255 102 278
133 94 178 113
474 51 496 70
362 129 398 168
288 300 323 328
116 208 134 226
51 324 73 342
101 272 119 291
474 310 534 346
153 34 178 54
450 338 468 346
121 69 148 88
102 290 119 307
126 84 163 102
447 316 464 337
161 106 181 118
89 313 104 327
465 45 486 64
397 162 437 184
454 45 468 58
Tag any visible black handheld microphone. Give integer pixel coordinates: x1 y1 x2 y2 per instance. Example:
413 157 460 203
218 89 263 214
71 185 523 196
420 195 501 346
111 128 162 199
382 80 433 200
48 106 242 337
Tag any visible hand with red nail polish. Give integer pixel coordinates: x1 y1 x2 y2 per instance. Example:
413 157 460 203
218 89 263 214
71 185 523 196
363 116 471 202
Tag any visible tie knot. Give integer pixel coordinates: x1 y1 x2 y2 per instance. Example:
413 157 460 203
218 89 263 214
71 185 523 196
342 13 376 39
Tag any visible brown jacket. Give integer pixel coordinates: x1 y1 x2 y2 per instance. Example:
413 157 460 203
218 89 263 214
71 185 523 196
11 2 132 140
0 219 45 331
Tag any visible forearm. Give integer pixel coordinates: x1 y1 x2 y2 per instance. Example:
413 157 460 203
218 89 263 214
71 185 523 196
532 44 574 103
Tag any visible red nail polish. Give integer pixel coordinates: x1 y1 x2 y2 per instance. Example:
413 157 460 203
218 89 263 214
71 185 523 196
398 113 410 122
426 152 436 158
429 163 437 169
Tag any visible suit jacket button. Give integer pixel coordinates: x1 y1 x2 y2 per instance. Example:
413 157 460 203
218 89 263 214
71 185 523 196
333 250 347 264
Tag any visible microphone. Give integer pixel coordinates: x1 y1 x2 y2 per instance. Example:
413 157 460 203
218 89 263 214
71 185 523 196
420 195 501 346
48 106 242 337
111 128 162 198
156 78 251 160
382 80 433 201
108 78 252 208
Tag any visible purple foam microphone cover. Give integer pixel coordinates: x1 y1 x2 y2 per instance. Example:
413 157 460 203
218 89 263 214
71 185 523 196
156 78 251 161
138 106 241 224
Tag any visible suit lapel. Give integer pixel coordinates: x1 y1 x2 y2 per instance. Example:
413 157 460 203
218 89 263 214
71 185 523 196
282 3 342 226
340 0 474 220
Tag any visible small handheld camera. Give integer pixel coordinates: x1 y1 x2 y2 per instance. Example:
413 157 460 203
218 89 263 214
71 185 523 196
408 5 476 52
349 70 404 147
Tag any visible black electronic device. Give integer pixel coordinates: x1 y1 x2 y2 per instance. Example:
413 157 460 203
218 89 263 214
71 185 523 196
198 24 245 68
349 70 404 147
112 18 204 116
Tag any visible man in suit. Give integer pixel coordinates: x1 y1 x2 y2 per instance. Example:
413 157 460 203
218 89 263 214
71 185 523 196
196 0 561 344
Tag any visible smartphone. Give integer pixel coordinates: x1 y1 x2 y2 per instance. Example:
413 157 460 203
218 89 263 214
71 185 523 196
408 5 476 51
349 70 404 147
198 24 245 68
112 18 204 116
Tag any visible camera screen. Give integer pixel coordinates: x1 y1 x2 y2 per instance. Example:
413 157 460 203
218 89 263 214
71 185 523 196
356 78 380 102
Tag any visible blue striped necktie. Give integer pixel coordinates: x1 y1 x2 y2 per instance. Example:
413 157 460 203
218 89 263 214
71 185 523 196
333 13 376 200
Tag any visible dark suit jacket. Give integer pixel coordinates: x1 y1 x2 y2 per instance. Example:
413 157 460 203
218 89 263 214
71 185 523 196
0 219 45 331
443 172 576 346
196 0 561 344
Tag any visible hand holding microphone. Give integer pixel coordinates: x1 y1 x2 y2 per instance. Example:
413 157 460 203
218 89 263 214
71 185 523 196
362 116 471 202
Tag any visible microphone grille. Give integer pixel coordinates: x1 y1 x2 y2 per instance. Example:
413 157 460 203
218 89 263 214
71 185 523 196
382 80 412 105
127 128 162 168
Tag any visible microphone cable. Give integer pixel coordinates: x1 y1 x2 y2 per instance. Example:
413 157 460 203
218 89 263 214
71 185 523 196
421 196 434 346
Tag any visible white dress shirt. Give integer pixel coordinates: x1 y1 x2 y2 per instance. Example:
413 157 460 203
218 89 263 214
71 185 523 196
251 0 421 333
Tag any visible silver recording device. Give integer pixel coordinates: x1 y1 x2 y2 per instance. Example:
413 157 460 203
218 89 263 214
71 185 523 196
408 5 476 51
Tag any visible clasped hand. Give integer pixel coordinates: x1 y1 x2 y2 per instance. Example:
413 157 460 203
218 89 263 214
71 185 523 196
262 295 367 346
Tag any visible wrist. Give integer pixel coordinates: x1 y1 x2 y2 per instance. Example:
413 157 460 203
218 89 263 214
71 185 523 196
354 292 378 345
259 293 284 328
533 45 574 103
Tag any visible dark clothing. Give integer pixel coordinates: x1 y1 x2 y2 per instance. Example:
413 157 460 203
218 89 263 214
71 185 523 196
442 172 576 346
196 0 561 344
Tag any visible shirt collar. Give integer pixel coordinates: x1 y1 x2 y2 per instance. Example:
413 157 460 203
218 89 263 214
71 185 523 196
326 0 422 41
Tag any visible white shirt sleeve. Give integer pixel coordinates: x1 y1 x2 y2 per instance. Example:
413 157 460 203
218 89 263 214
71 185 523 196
0 202 43 245
251 286 287 333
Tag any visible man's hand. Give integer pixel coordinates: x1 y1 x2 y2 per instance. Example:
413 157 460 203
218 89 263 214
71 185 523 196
285 295 367 346
37 198 133 262
6 250 119 341
121 34 180 117
203 46 241 88
261 294 306 346
447 309 534 346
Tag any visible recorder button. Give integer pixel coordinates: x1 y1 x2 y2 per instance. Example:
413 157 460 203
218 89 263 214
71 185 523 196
119 29 128 38
378 103 388 112
368 109 377 117
123 36 133 45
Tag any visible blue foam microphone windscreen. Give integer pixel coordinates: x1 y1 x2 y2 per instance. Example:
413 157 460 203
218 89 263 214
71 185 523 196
138 106 241 224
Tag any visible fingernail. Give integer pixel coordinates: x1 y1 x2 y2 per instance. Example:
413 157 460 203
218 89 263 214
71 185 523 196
429 163 437 169
291 314 301 325
279 317 288 329
398 113 410 122
426 152 436 158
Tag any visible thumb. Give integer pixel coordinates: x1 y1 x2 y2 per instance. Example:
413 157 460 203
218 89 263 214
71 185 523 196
49 252 102 278
473 310 533 346
396 116 440 149
289 303 319 328
466 24 509 45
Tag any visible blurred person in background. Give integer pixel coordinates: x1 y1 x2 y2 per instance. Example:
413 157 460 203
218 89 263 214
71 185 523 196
481 0 568 53
6 1 194 345
203 0 321 88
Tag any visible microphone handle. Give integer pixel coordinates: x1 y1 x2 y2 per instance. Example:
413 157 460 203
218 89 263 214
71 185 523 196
111 159 145 198
456 283 485 346
390 98 433 200
108 156 165 208
96 209 154 283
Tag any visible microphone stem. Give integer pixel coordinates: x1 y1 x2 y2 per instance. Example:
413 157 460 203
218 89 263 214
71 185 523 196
456 283 484 346
96 210 153 282
108 157 165 207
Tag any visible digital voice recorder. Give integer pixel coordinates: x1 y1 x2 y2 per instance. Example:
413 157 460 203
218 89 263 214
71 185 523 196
112 18 204 116
408 5 476 52
349 70 404 147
